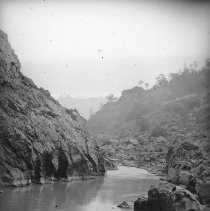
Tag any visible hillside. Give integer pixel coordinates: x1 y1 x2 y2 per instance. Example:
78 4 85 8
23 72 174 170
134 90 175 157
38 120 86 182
0 30 106 187
88 62 210 137
88 60 210 205
88 60 210 173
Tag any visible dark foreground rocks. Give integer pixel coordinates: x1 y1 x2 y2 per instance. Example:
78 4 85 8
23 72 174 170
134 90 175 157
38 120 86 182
166 141 210 205
117 201 132 209
134 183 202 211
134 141 210 211
95 134 168 175
0 29 106 187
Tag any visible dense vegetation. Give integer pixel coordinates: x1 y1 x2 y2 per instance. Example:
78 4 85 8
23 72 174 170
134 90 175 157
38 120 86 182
88 60 210 138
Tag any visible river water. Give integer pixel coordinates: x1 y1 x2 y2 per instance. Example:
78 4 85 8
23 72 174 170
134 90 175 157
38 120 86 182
0 166 160 211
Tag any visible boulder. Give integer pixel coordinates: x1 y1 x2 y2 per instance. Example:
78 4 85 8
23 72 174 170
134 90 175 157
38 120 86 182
178 171 194 186
166 141 209 203
167 168 179 184
117 201 132 209
134 183 201 211
196 167 210 204
134 184 175 211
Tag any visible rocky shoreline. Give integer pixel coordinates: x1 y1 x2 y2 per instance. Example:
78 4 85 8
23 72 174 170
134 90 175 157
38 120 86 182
109 138 210 210
115 165 210 211
132 140 210 211
134 182 205 211
92 132 210 210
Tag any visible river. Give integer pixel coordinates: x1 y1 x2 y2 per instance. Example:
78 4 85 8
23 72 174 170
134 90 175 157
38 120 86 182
0 166 160 211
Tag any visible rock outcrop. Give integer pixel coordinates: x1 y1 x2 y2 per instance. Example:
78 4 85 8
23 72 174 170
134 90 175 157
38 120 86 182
117 201 132 209
96 133 168 175
166 141 210 205
134 183 202 211
0 29 105 187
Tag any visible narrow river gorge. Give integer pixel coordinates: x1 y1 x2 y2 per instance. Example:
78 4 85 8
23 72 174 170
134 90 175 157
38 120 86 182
0 166 160 211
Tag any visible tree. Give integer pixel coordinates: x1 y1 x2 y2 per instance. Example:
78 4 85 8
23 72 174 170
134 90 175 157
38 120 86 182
156 74 168 87
190 60 199 72
169 73 180 81
106 94 117 102
138 80 144 87
145 83 149 89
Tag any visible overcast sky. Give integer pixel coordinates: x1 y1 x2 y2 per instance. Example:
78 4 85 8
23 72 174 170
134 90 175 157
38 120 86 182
0 0 209 98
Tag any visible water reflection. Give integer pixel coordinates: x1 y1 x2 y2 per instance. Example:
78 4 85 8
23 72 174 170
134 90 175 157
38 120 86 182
0 166 160 211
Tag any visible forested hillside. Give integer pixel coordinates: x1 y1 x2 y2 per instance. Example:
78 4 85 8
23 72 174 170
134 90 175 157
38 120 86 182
88 60 210 138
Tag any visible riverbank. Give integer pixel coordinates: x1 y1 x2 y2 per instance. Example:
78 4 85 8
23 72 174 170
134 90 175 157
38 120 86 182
116 161 165 177
0 173 105 190
1 165 208 211
101 137 210 208
0 166 159 211
115 164 209 211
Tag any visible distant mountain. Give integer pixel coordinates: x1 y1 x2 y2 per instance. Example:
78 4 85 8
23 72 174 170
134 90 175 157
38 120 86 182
57 95 107 119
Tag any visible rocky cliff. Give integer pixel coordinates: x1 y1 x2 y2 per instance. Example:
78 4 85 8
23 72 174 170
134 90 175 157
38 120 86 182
166 141 210 205
0 29 105 187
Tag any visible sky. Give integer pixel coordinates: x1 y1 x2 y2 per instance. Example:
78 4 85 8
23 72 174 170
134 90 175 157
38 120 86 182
0 0 209 98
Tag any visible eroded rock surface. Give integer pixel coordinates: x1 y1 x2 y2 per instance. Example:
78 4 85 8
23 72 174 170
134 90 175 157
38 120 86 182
97 133 168 175
134 183 201 211
166 141 210 204
0 29 105 187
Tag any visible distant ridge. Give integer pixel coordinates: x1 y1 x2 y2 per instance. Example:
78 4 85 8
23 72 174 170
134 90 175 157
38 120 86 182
58 95 107 119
